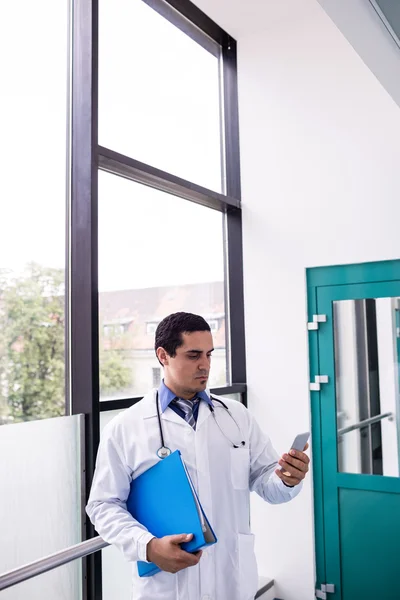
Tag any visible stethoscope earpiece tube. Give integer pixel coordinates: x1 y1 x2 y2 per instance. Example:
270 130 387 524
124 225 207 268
156 391 172 458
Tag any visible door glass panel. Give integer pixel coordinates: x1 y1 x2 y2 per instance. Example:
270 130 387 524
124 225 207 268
333 297 400 475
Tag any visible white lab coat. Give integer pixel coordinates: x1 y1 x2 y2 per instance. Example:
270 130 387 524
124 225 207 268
86 390 301 600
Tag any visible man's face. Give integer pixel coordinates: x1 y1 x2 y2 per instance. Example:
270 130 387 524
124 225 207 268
158 330 214 398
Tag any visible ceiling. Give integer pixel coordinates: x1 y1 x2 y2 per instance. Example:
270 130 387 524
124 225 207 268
191 0 313 40
192 0 400 110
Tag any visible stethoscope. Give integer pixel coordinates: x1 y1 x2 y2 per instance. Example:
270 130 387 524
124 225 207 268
156 391 246 459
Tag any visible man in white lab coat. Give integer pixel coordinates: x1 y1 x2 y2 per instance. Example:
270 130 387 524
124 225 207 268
86 312 309 600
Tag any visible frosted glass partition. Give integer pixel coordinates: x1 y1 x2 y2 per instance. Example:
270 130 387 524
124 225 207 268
1 559 83 600
0 415 84 600
100 409 133 600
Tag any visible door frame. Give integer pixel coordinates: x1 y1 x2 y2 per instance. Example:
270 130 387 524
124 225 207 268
306 259 400 596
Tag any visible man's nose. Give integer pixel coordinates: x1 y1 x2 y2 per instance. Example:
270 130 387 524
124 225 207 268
198 355 210 371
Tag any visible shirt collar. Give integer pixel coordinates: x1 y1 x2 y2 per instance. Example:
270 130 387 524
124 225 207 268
158 380 212 413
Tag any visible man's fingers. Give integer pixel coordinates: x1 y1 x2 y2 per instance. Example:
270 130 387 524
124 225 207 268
169 534 201 568
169 533 193 544
282 454 309 472
278 460 304 480
149 534 202 574
275 468 301 486
177 548 202 567
289 448 310 464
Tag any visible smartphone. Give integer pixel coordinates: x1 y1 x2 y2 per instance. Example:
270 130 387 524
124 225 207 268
281 431 310 476
291 431 310 451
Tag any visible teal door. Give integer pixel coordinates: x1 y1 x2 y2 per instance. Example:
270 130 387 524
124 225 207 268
308 263 400 600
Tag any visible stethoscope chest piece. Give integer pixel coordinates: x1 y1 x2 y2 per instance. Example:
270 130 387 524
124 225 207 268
157 446 171 459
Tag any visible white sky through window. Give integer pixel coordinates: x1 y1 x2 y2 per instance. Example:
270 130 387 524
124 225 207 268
0 0 225 291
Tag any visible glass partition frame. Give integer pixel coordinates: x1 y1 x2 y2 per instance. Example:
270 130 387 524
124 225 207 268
68 1 245 598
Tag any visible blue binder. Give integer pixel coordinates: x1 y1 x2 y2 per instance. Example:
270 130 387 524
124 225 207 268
126 450 217 577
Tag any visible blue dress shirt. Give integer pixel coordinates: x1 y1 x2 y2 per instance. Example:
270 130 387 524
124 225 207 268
158 380 212 424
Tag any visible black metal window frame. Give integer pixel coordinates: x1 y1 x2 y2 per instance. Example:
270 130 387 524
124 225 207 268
69 0 245 598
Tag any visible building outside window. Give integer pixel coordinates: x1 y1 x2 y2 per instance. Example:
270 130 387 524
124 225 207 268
146 322 159 336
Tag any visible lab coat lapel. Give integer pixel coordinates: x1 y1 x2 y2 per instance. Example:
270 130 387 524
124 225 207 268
141 388 211 429
195 398 213 430
161 406 188 427
141 389 187 428
141 389 158 419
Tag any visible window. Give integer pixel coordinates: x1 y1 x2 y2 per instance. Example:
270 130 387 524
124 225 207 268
0 0 67 425
0 1 244 599
103 324 125 336
69 0 244 594
95 0 245 411
146 322 159 336
98 173 228 399
208 319 219 333
99 0 223 192
0 2 83 597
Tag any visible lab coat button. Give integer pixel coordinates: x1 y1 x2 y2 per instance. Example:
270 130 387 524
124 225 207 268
202 596 211 600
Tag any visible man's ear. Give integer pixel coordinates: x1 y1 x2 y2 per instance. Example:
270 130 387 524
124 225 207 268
156 347 168 366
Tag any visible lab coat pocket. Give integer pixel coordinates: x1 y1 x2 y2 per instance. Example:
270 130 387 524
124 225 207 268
230 447 250 490
238 533 258 600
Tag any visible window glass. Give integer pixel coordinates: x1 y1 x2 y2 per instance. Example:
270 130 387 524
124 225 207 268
0 415 83 592
98 171 228 400
99 0 224 192
0 0 67 425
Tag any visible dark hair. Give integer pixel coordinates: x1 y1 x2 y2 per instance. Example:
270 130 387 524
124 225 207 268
155 312 211 360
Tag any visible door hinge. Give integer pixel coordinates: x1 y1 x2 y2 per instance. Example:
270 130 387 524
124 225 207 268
310 375 329 391
308 314 327 330
316 583 335 599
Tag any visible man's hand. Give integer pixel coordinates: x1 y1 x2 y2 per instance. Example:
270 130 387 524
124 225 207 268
275 442 310 487
146 533 202 573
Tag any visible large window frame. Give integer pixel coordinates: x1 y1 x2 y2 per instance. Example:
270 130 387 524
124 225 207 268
68 0 245 598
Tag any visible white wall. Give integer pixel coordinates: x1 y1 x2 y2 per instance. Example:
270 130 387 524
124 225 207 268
191 0 400 598
238 4 400 599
